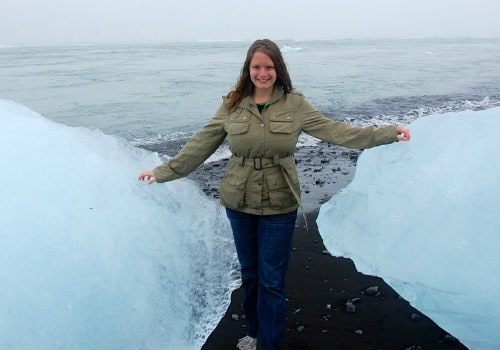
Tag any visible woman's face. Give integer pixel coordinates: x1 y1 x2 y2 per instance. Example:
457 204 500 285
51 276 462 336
249 51 277 94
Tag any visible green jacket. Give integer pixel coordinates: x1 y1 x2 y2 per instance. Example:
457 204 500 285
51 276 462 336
153 86 398 215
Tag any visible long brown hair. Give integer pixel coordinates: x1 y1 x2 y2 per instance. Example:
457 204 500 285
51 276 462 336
227 39 293 112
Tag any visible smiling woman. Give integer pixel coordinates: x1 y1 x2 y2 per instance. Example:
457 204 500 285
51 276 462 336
138 38 409 350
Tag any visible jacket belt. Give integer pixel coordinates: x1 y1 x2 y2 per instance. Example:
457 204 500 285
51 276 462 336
234 154 293 170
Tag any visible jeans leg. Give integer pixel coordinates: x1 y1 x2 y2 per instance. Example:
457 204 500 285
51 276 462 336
257 210 297 350
226 208 298 349
226 208 259 338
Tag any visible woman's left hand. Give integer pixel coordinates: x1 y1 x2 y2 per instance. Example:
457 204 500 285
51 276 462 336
396 125 411 141
138 170 157 185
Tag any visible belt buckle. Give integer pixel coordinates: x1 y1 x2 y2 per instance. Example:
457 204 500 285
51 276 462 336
253 157 263 170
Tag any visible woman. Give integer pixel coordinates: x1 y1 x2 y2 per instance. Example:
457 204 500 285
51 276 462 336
138 39 411 350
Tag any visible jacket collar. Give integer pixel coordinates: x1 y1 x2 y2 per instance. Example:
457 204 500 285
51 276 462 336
238 85 285 115
267 85 285 105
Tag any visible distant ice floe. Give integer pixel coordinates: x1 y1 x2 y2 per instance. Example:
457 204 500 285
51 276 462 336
281 45 303 53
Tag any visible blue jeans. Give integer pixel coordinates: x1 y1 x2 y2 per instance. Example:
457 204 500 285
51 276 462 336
226 208 298 350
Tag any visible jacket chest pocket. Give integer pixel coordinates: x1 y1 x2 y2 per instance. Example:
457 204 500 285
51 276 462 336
226 110 251 135
269 113 295 134
227 121 249 135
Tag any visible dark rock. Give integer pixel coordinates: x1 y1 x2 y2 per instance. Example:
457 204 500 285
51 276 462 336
444 334 459 343
364 286 380 296
410 313 422 321
315 179 325 185
321 313 333 322
345 301 356 313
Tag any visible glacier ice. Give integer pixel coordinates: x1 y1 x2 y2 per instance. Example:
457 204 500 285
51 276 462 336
317 107 500 350
0 99 238 350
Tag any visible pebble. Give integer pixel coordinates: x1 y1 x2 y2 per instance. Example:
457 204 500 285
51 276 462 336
364 286 380 296
297 325 305 333
410 313 422 321
354 329 363 335
315 179 325 185
444 334 459 343
321 249 330 255
231 314 239 321
345 300 356 313
321 314 332 322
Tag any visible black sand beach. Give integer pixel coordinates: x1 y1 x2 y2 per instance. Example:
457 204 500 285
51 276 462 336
189 143 468 350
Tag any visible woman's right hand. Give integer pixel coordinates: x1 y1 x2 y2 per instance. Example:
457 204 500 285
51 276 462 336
138 170 157 185
396 125 411 141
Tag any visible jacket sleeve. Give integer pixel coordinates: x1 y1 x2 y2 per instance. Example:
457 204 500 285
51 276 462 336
298 97 398 149
152 103 228 183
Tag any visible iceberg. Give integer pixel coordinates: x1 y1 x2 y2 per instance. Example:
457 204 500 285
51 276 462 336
317 107 500 350
0 100 238 350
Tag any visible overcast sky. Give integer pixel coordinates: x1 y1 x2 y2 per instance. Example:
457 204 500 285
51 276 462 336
1 0 499 45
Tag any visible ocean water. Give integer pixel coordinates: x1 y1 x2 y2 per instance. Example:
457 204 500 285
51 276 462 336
1 38 499 160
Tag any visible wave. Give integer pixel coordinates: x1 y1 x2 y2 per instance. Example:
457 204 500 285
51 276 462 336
345 95 500 126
